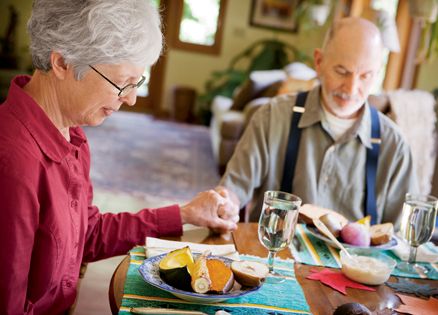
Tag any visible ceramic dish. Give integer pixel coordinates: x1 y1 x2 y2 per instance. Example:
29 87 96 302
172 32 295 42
340 248 396 285
138 253 262 303
306 226 398 250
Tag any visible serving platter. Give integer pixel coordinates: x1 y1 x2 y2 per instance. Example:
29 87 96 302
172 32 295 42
138 253 262 303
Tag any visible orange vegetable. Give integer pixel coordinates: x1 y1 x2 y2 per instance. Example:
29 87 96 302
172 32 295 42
206 259 234 293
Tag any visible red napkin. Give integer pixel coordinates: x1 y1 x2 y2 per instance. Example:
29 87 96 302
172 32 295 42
306 268 376 295
395 294 438 315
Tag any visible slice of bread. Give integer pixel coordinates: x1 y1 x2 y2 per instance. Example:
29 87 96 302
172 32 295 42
370 223 394 245
299 204 349 227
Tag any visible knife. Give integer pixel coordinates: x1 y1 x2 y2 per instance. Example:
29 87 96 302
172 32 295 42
130 307 208 315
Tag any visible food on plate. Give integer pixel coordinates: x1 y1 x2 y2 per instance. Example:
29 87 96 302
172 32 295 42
340 249 396 285
318 213 345 238
355 215 371 230
333 302 371 315
370 222 394 245
231 260 269 287
190 252 234 294
159 248 265 294
206 258 234 293
340 222 370 247
158 246 194 291
299 204 349 226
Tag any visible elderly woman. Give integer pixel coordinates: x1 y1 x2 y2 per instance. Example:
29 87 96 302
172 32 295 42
0 0 239 314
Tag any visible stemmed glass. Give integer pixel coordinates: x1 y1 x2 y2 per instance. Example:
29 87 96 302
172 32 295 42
397 193 438 274
258 191 301 284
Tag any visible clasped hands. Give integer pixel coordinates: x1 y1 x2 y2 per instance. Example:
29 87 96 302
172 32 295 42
180 186 240 234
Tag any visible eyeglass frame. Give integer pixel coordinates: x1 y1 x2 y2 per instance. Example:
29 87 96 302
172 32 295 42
89 65 146 97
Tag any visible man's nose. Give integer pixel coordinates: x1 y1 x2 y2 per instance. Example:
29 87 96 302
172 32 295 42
344 75 360 95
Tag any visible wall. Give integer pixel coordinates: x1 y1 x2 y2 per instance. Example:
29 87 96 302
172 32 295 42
416 59 438 92
162 0 326 110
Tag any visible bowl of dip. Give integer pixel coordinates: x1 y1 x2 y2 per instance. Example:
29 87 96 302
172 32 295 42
340 248 396 285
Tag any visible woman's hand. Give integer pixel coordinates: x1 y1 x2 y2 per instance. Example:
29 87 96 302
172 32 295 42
180 187 240 234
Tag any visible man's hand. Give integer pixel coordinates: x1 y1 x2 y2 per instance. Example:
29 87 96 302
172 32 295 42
180 188 240 234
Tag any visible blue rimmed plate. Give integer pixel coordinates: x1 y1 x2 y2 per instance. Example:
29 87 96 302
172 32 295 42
138 253 262 303
306 226 398 250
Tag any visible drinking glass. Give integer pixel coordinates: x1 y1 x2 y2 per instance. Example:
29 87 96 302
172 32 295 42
258 191 301 283
397 193 438 274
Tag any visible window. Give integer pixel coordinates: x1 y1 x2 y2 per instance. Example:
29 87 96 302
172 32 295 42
170 0 228 55
369 0 399 94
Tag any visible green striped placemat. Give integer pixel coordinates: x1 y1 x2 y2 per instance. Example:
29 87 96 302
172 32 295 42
118 247 311 315
291 224 438 280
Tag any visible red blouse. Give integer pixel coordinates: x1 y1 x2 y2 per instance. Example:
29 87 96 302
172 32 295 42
0 76 183 314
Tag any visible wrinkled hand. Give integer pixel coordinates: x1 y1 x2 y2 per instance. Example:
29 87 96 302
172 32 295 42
180 188 240 234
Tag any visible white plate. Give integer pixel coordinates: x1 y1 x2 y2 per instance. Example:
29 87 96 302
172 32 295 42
306 226 398 250
138 253 262 303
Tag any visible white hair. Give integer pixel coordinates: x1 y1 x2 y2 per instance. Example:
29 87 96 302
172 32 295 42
27 0 163 79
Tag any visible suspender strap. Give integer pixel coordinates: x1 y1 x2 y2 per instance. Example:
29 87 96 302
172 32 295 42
365 106 381 225
280 92 308 193
281 95 381 223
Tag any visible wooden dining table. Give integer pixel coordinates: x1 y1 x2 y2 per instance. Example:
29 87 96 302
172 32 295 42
109 223 436 315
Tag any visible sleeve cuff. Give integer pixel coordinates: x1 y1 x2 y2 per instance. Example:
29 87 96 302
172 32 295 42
155 204 183 237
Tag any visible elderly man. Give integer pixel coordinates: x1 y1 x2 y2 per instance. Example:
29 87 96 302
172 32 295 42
0 0 238 314
219 17 418 225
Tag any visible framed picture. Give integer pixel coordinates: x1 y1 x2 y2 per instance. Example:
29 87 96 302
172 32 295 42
250 0 301 33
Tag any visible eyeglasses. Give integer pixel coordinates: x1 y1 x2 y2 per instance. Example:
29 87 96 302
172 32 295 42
89 65 146 97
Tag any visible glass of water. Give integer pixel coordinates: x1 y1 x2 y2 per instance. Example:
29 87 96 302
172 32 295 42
397 193 438 274
258 191 301 283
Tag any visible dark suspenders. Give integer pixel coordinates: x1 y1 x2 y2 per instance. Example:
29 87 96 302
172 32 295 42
365 107 381 224
280 92 381 224
280 92 308 194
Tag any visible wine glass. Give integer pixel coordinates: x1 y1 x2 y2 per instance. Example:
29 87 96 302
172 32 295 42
397 193 438 274
258 191 301 284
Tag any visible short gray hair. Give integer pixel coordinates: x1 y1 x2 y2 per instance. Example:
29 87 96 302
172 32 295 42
27 0 163 79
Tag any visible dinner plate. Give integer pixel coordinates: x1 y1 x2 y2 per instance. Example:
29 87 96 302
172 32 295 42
306 226 398 250
138 253 262 303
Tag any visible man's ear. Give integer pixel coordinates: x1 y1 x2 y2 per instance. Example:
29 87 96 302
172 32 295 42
50 51 69 80
313 48 323 75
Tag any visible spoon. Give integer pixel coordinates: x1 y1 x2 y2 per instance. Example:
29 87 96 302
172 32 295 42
313 218 352 259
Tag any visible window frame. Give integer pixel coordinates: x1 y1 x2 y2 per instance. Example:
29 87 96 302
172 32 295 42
169 0 228 55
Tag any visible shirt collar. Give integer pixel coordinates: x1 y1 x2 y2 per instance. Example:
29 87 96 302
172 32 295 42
298 85 373 149
5 75 87 163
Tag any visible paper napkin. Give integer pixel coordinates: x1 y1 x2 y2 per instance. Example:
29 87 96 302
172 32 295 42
392 236 438 263
145 237 239 260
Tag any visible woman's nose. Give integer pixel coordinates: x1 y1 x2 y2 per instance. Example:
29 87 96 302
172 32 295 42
120 89 138 106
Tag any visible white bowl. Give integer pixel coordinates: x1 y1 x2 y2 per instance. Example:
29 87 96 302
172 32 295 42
340 248 396 285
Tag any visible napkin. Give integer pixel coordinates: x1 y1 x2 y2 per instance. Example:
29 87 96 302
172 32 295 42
145 237 239 260
391 236 438 263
